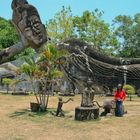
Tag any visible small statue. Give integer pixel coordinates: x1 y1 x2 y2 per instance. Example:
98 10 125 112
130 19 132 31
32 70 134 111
81 80 95 107
56 97 73 117
100 99 116 116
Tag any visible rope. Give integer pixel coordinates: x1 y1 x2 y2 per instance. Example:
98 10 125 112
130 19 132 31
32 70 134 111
60 52 140 87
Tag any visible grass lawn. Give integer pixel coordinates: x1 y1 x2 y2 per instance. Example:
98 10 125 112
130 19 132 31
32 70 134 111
0 93 140 140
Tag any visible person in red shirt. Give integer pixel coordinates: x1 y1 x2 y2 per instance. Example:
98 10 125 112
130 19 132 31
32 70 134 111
114 84 126 117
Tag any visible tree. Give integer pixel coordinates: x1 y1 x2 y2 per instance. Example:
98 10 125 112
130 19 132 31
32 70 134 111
38 43 64 108
20 44 63 112
20 55 40 104
0 17 19 50
73 9 118 51
46 6 75 43
113 13 140 57
123 84 135 101
2 78 12 94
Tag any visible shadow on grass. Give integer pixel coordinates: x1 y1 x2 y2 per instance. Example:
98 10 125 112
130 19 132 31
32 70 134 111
9 109 30 118
9 108 56 118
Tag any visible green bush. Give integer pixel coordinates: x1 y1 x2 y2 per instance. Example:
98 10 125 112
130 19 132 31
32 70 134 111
123 84 135 95
2 78 13 94
123 84 136 101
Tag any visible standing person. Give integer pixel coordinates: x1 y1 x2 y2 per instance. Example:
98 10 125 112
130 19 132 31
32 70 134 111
114 84 126 117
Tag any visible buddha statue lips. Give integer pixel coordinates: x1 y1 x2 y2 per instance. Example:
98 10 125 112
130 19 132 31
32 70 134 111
11 0 47 50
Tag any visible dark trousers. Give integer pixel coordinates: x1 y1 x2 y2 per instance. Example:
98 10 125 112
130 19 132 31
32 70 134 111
115 100 123 117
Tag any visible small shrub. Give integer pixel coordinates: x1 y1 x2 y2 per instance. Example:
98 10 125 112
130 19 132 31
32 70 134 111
2 78 13 93
123 84 135 101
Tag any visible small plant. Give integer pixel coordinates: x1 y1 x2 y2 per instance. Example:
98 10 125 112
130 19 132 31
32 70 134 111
123 84 135 101
2 78 12 94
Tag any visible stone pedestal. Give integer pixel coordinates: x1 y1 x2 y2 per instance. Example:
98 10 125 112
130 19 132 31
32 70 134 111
75 106 99 121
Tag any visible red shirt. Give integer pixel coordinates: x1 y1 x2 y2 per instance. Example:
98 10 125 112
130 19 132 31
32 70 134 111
114 89 126 101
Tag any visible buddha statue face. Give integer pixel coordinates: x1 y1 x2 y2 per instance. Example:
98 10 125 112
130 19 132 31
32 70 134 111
12 0 48 51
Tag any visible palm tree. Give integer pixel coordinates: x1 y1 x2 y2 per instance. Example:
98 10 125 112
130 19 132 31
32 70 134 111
37 43 64 110
20 43 64 112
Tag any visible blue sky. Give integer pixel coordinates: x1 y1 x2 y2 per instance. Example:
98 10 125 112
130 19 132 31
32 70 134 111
0 0 140 25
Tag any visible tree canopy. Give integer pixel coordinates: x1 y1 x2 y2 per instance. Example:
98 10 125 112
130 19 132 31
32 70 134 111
113 13 140 57
73 9 118 51
0 17 19 50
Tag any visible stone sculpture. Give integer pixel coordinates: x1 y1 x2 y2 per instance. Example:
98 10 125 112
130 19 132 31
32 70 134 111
55 97 73 117
11 0 47 50
75 79 99 121
81 80 95 107
57 39 140 90
58 39 140 120
0 0 48 64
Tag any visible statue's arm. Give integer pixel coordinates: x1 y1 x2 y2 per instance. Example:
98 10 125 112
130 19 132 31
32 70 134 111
63 98 73 104
0 42 25 64
0 0 48 65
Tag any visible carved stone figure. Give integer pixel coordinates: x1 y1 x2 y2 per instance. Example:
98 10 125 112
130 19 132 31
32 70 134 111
55 97 73 117
0 0 48 64
11 0 47 50
74 80 99 121
58 39 140 66
81 80 95 107
100 99 116 116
